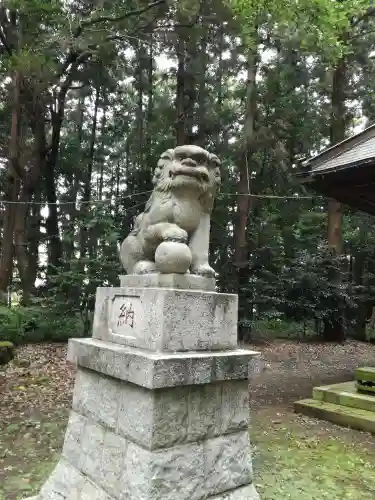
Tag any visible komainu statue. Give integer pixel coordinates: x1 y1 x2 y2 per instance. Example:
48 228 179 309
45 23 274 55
120 145 221 277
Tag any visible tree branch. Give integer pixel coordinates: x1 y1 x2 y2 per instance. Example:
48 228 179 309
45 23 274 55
73 0 166 38
55 49 93 85
54 1 166 92
0 25 11 55
56 51 93 102
55 52 78 82
68 84 87 90
350 27 375 41
351 7 375 28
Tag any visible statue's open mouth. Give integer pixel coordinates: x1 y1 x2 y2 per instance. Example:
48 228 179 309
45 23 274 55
169 166 209 182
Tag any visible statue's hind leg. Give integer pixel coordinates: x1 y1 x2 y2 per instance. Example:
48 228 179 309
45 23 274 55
118 235 144 273
120 234 157 275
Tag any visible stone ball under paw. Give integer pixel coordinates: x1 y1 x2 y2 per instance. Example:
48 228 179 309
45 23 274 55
155 241 192 274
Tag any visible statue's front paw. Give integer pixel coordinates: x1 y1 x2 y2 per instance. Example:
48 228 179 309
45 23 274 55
191 263 216 278
133 260 157 275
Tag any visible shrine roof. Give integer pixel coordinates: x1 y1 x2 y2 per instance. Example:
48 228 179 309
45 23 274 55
298 123 375 215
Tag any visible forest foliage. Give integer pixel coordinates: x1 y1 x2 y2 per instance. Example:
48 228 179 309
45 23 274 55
1 0 375 344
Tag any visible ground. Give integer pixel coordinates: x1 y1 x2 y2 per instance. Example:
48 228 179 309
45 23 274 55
1 340 375 500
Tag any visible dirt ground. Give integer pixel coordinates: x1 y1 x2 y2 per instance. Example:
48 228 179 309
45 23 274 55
1 340 375 499
247 339 375 407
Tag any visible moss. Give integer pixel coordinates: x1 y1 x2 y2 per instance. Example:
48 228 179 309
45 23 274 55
0 341 14 348
252 410 375 500
357 382 375 394
0 341 14 366
356 366 375 382
313 381 375 413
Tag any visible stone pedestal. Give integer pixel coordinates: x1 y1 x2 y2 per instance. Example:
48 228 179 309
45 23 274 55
29 275 260 500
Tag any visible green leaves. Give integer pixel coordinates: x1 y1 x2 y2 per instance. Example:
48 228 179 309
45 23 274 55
229 0 374 61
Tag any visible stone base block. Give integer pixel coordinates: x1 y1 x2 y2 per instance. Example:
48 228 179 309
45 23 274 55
67 338 259 389
32 425 254 500
62 415 253 497
119 273 216 292
28 462 258 500
28 359 258 500
70 367 251 449
63 368 254 499
211 483 260 499
29 459 115 500
92 285 238 352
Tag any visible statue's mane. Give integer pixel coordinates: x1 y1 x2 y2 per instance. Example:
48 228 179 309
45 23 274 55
152 146 220 191
140 146 222 219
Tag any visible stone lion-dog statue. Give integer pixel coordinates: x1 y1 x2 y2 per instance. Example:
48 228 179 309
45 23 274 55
120 145 221 277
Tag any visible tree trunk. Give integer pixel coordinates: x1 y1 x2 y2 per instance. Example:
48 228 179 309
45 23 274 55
215 23 224 150
175 26 186 145
327 199 343 253
63 95 85 262
28 187 41 290
327 59 346 253
44 84 71 272
234 45 258 342
14 192 31 304
15 104 48 303
196 25 208 146
0 182 17 302
97 97 107 200
184 35 197 142
0 68 21 301
324 57 347 342
45 157 62 271
136 43 146 167
146 35 154 164
80 86 100 259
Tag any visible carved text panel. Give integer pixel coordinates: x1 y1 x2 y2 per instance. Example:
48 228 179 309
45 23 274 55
110 295 141 339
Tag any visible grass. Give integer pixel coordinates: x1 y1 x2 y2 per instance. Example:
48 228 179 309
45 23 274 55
1 408 375 499
0 413 68 500
252 408 375 500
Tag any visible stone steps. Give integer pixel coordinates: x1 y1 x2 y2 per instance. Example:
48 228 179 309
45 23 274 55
355 366 375 394
356 366 375 382
313 381 375 413
295 375 375 434
294 398 375 434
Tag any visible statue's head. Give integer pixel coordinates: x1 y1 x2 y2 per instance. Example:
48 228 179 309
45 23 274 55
152 145 221 212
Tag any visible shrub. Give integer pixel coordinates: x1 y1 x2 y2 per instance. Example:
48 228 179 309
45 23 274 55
0 305 86 344
251 317 317 340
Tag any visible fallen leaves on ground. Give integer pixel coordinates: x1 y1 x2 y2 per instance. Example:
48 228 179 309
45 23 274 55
1 339 374 424
246 339 375 407
0 343 74 426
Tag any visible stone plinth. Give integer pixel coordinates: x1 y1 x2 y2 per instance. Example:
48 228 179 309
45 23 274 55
28 276 260 500
92 284 238 352
119 273 216 291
